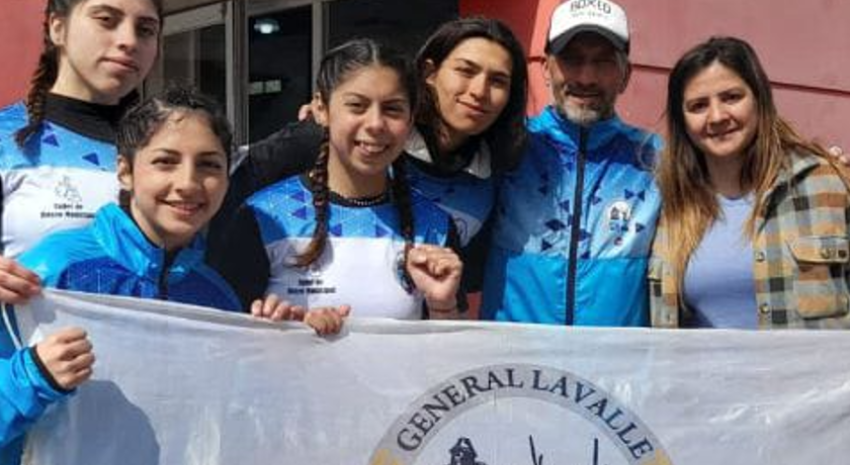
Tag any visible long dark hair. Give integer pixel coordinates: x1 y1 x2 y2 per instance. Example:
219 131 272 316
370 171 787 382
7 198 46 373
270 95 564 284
15 0 164 148
415 17 528 173
296 38 418 268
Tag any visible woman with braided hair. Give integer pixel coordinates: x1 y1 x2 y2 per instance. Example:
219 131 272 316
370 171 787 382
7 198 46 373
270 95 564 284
0 1 162 461
211 18 527 292
213 38 464 321
0 0 162 299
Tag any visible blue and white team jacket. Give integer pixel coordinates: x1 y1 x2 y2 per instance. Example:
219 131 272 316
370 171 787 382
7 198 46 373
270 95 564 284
20 203 241 309
0 100 120 464
0 203 240 457
0 102 119 258
219 176 452 319
481 106 662 326
228 124 495 247
404 129 496 247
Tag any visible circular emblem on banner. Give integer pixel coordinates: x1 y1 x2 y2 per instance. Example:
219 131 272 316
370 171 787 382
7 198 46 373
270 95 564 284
369 364 672 465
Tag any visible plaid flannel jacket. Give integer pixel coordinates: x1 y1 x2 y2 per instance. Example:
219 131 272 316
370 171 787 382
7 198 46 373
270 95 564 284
650 151 850 329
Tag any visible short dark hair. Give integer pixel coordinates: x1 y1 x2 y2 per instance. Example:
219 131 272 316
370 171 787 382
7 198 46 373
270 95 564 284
116 86 233 168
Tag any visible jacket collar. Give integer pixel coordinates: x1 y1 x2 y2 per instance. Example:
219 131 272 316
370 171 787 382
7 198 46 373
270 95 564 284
536 105 627 151
761 150 823 205
775 150 822 185
405 127 492 179
91 203 206 283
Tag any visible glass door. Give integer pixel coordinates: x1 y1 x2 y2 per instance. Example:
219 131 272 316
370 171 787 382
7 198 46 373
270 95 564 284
326 0 457 52
154 0 459 145
244 0 457 144
247 2 313 143
148 3 233 127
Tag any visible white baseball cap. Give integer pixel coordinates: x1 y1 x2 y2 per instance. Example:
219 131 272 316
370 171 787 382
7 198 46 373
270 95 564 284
547 0 630 55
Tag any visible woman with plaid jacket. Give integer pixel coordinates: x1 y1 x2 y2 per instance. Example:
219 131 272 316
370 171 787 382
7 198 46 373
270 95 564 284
649 36 850 329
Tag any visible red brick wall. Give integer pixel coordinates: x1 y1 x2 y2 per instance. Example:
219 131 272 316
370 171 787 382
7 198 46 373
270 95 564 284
4 0 847 148
0 0 45 107
461 0 850 149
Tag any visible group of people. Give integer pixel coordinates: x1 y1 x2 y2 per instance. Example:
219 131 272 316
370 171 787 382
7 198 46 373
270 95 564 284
0 0 848 462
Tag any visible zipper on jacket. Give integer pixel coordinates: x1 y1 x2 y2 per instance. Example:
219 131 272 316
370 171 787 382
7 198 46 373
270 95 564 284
157 248 176 300
565 127 588 325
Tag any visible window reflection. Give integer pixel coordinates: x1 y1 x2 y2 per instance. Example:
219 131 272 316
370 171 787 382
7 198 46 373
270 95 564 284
248 7 312 143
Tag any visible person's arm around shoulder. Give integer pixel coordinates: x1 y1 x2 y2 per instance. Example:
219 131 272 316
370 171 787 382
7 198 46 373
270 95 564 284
828 146 849 167
210 120 326 253
207 204 272 309
244 119 325 188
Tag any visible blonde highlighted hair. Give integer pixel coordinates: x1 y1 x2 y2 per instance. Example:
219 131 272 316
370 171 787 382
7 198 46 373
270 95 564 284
657 36 833 287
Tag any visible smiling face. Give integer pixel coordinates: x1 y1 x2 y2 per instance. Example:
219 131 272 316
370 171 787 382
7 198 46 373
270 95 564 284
424 37 513 152
50 0 160 104
682 61 759 171
545 32 629 125
118 111 229 251
315 65 413 197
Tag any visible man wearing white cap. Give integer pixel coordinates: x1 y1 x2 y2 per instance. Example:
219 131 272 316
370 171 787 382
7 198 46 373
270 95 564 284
482 0 661 326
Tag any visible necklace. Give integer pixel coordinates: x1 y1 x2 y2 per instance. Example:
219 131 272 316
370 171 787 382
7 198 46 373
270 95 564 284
328 189 390 207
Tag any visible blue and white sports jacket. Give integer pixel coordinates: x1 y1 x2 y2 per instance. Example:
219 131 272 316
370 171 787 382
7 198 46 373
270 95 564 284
20 203 241 308
481 106 662 326
0 102 119 259
0 99 121 464
0 203 240 458
404 129 496 247
214 176 453 319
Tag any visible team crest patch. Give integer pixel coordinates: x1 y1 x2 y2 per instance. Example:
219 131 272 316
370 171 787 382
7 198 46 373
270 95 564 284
41 175 93 220
55 175 83 204
604 200 638 246
370 364 671 465
605 200 632 234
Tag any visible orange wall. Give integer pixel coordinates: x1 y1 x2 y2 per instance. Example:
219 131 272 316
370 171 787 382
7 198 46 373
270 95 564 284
0 1 45 107
461 0 850 150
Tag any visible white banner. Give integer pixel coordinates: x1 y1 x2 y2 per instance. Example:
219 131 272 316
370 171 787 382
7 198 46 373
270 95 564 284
13 290 850 465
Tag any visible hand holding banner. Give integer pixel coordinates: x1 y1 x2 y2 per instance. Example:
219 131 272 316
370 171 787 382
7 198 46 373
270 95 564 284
14 290 850 464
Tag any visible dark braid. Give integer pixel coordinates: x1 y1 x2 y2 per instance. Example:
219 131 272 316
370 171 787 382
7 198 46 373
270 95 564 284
390 157 415 263
295 132 332 267
15 0 165 149
294 38 418 269
15 17 58 148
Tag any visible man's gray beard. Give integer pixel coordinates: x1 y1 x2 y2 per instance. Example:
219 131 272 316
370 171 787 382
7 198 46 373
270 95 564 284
554 94 617 127
562 103 603 126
